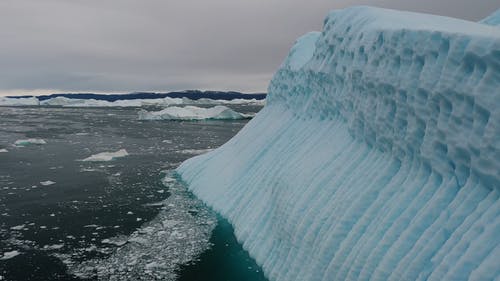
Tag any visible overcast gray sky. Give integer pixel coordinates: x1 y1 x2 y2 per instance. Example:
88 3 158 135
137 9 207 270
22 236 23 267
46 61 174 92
0 0 498 96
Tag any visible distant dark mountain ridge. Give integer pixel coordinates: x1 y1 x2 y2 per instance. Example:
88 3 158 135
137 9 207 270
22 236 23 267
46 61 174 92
9 90 266 101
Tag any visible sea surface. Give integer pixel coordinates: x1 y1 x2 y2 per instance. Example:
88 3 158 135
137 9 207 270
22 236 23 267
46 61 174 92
0 105 267 281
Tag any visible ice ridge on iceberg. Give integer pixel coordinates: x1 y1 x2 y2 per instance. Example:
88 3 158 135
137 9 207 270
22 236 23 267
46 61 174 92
480 9 500 26
177 6 500 281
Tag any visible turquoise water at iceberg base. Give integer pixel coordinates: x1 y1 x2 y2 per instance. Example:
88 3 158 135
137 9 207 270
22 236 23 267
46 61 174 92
0 105 267 281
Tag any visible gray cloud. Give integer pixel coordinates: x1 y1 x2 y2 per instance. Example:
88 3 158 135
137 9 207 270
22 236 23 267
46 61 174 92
0 0 498 95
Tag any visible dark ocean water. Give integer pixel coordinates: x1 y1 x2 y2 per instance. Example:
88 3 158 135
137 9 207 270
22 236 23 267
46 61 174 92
0 105 267 281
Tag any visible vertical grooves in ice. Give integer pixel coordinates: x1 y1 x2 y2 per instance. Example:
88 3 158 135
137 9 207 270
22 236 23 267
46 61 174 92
177 6 500 281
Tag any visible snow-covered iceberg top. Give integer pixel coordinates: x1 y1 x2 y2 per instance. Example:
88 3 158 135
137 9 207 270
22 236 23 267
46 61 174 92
177 6 500 281
138 105 253 121
81 149 129 162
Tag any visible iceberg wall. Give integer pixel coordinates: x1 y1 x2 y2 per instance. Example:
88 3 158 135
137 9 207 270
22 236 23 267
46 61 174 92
177 6 500 281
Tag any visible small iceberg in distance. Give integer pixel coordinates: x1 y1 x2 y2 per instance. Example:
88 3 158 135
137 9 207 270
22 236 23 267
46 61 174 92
14 138 47 146
40 180 56 186
0 97 39 106
81 149 129 162
138 105 254 121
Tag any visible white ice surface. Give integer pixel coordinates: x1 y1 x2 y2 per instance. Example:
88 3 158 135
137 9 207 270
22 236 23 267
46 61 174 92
0 250 20 260
0 97 39 106
0 149 7 153
178 148 214 155
40 181 56 186
177 6 500 281
81 149 129 162
138 105 253 121
283 32 321 71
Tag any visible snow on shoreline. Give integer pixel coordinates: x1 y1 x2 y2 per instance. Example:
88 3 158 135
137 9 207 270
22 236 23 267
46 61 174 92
0 96 265 107
81 149 129 162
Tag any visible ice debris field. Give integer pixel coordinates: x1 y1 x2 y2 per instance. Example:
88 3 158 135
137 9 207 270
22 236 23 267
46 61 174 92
177 6 500 281
64 172 217 280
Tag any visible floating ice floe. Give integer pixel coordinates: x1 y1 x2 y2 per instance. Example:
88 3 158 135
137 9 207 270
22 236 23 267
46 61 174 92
40 181 56 186
138 105 254 121
0 250 20 260
178 148 214 155
81 149 129 162
0 149 7 153
43 244 64 250
14 138 46 146
10 224 25 231
101 236 128 247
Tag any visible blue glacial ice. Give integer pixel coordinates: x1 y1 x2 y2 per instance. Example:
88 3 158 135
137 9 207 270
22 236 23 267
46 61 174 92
480 9 500 26
177 6 500 281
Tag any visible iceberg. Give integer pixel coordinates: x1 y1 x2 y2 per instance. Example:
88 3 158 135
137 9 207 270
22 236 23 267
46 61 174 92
0 97 39 106
14 138 46 146
138 105 253 121
81 149 129 162
40 181 56 186
177 6 500 281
